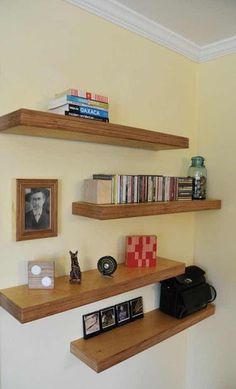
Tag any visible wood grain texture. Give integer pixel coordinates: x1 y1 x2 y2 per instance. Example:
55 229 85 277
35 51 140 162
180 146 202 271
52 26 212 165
28 261 55 289
0 257 185 323
0 109 189 150
70 304 215 372
72 199 222 219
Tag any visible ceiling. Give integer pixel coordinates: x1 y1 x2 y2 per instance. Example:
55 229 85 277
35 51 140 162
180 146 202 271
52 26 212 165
115 0 236 46
66 0 236 62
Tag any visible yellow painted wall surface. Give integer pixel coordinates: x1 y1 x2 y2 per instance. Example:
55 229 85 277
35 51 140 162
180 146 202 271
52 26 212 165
0 1 197 389
186 55 236 389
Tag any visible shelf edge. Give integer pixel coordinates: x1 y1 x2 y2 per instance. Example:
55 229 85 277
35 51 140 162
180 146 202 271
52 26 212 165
70 304 215 372
0 109 189 150
72 200 222 220
0 258 185 323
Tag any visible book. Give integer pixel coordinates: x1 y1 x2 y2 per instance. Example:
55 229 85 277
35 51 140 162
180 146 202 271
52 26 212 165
93 174 114 180
64 112 109 122
55 88 78 98
158 176 163 201
88 174 193 205
49 102 108 114
49 104 109 119
92 174 118 204
163 176 170 201
84 179 112 204
177 177 193 200
55 88 109 103
49 95 109 110
147 175 156 202
133 175 138 203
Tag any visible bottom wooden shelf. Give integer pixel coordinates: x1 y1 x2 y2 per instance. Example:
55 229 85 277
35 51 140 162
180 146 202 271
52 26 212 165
70 304 215 372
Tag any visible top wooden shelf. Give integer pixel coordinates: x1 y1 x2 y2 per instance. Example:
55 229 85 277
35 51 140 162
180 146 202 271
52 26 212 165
0 257 185 323
0 109 189 150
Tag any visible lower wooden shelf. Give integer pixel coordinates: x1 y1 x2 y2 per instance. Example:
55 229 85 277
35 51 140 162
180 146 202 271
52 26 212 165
70 304 215 372
72 200 221 220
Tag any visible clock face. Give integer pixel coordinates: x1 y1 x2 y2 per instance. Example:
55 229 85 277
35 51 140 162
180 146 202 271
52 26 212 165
31 265 42 275
97 256 117 276
41 276 52 287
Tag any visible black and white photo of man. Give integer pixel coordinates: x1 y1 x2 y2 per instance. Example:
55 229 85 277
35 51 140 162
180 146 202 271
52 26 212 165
25 187 51 230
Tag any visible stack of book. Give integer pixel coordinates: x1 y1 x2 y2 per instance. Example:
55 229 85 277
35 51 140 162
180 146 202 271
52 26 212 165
177 177 193 200
48 88 109 122
83 174 193 204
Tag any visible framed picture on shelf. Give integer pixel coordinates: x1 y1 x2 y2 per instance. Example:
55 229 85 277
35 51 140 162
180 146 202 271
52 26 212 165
130 296 144 321
16 178 58 241
100 306 116 332
83 311 101 339
115 301 131 326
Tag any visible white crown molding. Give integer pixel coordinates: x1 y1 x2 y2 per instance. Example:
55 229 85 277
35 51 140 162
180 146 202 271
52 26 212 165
66 0 200 61
65 0 236 63
199 36 236 62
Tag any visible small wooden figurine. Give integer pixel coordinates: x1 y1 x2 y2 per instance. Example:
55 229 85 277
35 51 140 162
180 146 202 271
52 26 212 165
69 250 81 284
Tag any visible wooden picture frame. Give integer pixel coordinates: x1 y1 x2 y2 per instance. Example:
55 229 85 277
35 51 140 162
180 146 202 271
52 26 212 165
16 179 58 241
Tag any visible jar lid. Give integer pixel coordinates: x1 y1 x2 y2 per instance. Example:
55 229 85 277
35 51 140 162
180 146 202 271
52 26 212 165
191 156 205 166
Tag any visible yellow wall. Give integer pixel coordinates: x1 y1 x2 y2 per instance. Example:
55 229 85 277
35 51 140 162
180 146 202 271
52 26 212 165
186 55 236 389
0 0 196 284
0 1 220 389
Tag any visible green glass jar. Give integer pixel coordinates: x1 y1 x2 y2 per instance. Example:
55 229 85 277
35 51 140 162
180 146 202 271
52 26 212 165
188 156 207 200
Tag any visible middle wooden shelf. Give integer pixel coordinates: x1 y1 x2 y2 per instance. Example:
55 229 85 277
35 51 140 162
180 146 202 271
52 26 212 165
72 199 221 220
0 257 185 324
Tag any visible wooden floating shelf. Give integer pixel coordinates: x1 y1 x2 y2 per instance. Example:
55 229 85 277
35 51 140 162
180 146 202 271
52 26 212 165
0 257 185 323
72 199 221 220
0 109 189 150
71 304 215 372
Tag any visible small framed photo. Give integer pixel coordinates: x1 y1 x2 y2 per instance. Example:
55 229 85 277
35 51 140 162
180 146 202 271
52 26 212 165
100 306 116 332
115 301 131 326
83 311 101 339
16 179 58 241
130 296 144 321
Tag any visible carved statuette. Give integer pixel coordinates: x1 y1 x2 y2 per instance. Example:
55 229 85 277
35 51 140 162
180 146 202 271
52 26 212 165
69 250 81 284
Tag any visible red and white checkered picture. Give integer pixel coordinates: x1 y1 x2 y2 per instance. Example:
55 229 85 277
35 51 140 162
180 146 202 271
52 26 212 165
125 235 157 267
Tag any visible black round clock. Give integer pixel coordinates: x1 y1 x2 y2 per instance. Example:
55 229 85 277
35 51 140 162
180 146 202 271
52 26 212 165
97 256 117 277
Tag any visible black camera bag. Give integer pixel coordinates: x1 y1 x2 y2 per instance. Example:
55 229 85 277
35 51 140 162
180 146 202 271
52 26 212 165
159 265 216 319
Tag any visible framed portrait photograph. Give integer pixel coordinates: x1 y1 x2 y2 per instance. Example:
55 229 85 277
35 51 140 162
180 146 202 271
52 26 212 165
130 296 144 321
100 306 116 332
16 179 58 241
83 311 101 339
115 301 131 326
